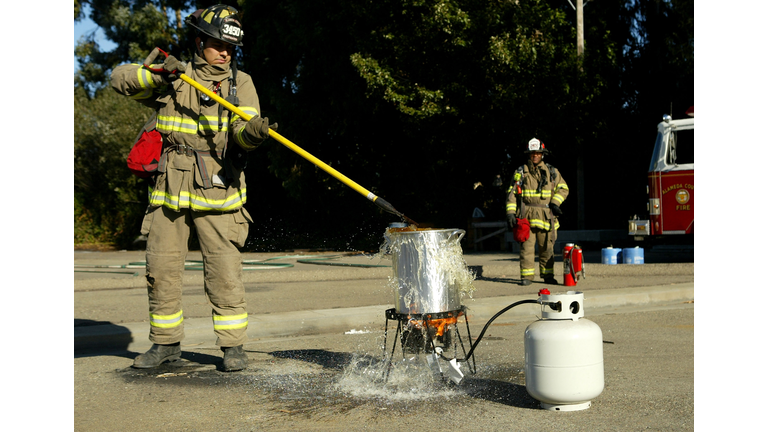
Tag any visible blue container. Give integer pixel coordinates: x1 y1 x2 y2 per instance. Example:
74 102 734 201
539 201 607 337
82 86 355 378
622 247 645 264
601 248 622 265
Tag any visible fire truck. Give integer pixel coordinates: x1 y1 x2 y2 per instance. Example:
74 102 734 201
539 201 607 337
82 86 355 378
628 107 694 241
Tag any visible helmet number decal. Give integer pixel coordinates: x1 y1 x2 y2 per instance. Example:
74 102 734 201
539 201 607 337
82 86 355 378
223 24 241 37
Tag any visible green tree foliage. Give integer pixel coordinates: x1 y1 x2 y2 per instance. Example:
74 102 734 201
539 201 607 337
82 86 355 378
74 83 153 246
75 0 199 92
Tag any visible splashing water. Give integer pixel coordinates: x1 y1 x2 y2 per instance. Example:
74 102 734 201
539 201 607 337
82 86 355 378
332 353 462 402
376 226 477 314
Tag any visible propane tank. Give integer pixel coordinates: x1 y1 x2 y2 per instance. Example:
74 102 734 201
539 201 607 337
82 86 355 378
524 290 604 411
563 243 585 287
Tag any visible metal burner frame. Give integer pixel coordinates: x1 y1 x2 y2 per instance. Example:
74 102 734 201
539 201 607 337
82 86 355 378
381 305 477 382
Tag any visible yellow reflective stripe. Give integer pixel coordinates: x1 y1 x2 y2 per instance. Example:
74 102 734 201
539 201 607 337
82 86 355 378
540 267 554 275
230 106 259 124
150 310 184 328
157 115 198 134
235 127 258 150
149 188 247 212
521 268 535 276
130 89 154 100
198 115 229 132
137 65 160 89
506 203 516 212
213 313 249 330
521 190 552 197
552 194 565 205
528 218 560 231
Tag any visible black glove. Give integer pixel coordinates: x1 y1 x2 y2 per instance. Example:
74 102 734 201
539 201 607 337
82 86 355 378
549 203 563 217
243 116 276 142
161 55 184 82
507 214 517 230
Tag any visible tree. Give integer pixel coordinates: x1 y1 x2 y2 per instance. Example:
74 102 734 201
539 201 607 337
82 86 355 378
74 83 153 246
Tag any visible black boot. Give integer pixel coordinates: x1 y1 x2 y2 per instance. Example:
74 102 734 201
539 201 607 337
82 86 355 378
222 345 248 372
133 343 181 368
544 277 558 285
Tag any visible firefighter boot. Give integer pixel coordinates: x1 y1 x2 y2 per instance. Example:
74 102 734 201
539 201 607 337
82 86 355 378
222 345 248 372
543 277 558 285
133 343 181 368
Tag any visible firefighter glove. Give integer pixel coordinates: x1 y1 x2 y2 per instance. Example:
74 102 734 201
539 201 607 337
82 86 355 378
161 55 184 82
244 116 274 142
507 214 517 230
549 203 563 216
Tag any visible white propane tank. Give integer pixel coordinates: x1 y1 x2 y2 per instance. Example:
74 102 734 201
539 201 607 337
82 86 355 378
524 291 604 411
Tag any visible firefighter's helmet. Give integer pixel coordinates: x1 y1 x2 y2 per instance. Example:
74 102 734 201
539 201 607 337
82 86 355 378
524 137 550 154
186 4 244 47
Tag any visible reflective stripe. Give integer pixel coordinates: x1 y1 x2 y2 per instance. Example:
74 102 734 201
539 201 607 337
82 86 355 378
506 203 517 212
521 268 535 276
540 267 554 275
235 127 258 150
232 106 262 150
521 189 553 198
529 218 560 231
198 115 230 133
213 313 248 330
551 194 566 205
150 310 184 328
148 188 247 212
230 106 259 124
130 88 154 100
157 115 198 134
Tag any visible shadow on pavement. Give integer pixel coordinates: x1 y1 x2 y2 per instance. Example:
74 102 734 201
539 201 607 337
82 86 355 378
462 377 540 409
265 349 355 371
74 319 133 358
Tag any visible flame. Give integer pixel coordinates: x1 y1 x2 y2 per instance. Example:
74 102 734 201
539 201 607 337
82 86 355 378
426 317 458 337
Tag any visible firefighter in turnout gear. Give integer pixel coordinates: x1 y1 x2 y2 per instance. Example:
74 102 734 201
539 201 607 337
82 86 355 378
506 138 569 286
111 5 275 371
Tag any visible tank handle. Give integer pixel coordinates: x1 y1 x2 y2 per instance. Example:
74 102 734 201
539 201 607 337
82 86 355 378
450 229 466 243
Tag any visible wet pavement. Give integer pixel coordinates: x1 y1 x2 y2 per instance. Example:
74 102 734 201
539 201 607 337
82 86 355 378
74 246 695 430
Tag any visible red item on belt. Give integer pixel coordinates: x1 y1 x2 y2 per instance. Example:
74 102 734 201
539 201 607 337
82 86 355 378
513 218 530 243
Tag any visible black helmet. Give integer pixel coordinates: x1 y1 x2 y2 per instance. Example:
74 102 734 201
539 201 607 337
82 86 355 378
185 4 244 47
524 137 550 154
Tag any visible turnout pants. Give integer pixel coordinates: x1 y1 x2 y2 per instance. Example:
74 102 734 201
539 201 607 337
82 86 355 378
141 206 251 347
520 227 557 281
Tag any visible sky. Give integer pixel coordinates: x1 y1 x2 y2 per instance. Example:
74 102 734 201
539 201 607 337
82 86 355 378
74 4 117 73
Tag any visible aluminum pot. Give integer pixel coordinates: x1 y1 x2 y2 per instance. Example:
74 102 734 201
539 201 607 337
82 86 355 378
386 228 467 314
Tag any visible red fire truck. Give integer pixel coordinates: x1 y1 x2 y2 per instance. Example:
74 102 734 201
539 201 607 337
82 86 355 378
629 107 694 241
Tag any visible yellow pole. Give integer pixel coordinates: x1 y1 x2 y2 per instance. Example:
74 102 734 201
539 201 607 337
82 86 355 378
179 74 411 222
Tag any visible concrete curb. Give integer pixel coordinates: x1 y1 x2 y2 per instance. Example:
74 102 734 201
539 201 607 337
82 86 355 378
74 283 694 353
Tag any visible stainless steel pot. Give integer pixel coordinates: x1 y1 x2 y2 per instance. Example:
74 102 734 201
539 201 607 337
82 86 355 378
386 228 467 314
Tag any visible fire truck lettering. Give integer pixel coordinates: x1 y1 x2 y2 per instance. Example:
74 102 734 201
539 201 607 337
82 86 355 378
662 184 683 194
675 205 691 211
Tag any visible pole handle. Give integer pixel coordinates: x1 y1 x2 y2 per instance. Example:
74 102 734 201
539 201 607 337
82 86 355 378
179 74 380 203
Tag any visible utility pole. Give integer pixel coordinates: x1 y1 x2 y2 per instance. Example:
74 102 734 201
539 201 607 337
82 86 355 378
569 0 586 229
577 0 584 59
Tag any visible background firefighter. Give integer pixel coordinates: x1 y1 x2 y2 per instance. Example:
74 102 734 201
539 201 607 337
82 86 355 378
506 138 569 286
110 5 276 371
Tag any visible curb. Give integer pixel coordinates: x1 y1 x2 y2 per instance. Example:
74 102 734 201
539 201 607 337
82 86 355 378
74 283 694 353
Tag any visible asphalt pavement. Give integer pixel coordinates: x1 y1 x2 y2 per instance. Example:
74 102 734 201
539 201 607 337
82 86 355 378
74 246 697 431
